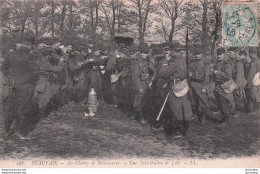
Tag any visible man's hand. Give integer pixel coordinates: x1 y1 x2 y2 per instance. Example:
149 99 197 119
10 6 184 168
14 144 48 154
201 88 207 94
148 82 153 89
139 88 144 94
77 62 82 67
162 82 168 88
189 72 192 77
213 70 218 74
59 57 64 62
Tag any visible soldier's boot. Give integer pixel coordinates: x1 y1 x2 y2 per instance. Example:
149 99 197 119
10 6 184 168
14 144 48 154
201 113 206 125
219 115 229 127
138 111 146 125
130 112 137 120
182 120 189 136
199 112 206 125
110 96 118 108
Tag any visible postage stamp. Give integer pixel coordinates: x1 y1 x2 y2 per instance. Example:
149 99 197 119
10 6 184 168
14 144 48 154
222 1 258 47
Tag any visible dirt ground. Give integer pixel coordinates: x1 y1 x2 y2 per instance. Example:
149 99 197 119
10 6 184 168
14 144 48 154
0 97 260 160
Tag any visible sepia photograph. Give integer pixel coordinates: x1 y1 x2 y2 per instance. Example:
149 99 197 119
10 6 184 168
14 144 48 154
0 0 259 171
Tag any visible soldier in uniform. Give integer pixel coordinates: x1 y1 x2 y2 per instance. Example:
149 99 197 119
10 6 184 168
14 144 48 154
35 45 67 122
68 48 90 104
1 39 38 139
189 50 211 124
89 49 104 103
157 47 193 136
108 50 130 108
149 46 172 129
102 48 117 105
131 47 150 124
245 47 260 112
212 47 236 125
50 44 71 110
232 49 247 113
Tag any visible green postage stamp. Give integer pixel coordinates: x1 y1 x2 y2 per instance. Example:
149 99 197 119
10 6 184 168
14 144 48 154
222 1 258 47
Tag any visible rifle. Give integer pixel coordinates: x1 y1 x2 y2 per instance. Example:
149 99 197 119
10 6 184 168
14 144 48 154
156 92 169 121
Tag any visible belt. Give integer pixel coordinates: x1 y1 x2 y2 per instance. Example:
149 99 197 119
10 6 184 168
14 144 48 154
190 77 204 83
173 78 185 84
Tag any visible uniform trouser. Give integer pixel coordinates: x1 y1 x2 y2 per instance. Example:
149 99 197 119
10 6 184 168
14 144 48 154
72 81 87 103
168 91 193 121
52 87 69 110
245 87 260 112
5 84 35 134
133 92 145 112
166 91 192 134
191 88 209 116
233 89 246 111
111 83 118 104
213 90 232 117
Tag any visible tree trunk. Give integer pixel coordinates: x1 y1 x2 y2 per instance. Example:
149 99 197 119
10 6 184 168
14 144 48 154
201 0 208 54
117 2 122 33
95 2 99 31
21 17 27 39
34 1 39 44
169 18 176 44
169 0 178 44
142 1 151 45
60 4 66 31
111 0 115 39
186 28 191 84
137 0 143 46
211 0 219 56
90 4 94 31
51 0 55 37
69 2 73 30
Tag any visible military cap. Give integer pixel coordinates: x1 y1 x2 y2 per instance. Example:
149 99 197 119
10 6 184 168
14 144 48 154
153 47 163 55
193 48 202 55
227 47 237 51
139 45 149 53
249 47 257 54
42 45 53 55
23 31 35 44
163 45 171 51
174 47 183 52
52 42 61 50
216 47 226 55
239 50 247 56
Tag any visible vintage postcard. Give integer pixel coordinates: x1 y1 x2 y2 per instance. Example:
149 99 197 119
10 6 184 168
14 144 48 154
0 0 260 171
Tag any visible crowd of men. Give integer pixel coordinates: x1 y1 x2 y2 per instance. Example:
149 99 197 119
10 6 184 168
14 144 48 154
1 34 260 140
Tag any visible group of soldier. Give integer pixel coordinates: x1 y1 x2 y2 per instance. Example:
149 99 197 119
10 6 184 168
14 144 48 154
1 33 260 140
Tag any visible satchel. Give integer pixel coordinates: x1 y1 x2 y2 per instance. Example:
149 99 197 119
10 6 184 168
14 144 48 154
171 79 189 97
111 74 119 83
252 72 260 86
35 76 47 93
141 74 149 81
2 84 9 100
221 79 237 94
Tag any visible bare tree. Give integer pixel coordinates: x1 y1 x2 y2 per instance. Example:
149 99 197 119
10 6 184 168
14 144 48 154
210 0 221 55
200 0 209 54
101 0 125 40
69 1 73 29
154 17 169 42
101 0 116 40
130 0 153 46
51 0 55 37
60 3 67 31
158 0 183 44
